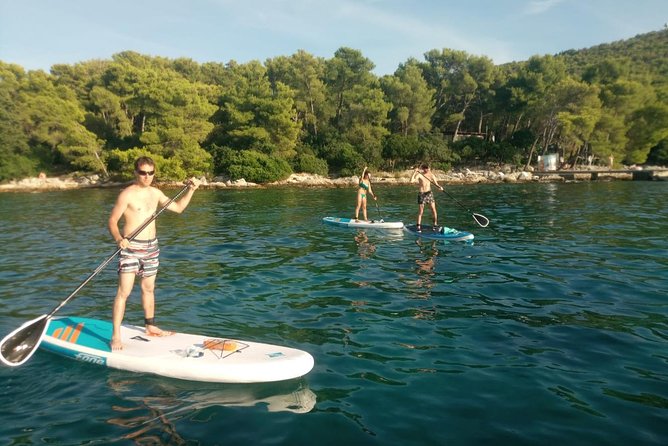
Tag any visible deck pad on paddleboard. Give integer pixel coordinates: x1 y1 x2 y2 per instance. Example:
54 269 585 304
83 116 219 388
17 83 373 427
404 224 474 242
323 216 404 229
40 317 314 383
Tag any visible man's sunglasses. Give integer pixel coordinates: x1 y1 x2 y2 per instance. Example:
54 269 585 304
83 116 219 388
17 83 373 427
136 169 155 176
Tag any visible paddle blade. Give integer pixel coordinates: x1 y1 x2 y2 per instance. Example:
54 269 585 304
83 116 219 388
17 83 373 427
473 213 490 228
0 315 49 367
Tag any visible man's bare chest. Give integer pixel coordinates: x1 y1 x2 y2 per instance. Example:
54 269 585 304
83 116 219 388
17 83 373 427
127 191 159 215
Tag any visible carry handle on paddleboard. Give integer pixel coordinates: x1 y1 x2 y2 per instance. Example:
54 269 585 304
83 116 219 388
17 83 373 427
414 168 490 228
0 183 192 367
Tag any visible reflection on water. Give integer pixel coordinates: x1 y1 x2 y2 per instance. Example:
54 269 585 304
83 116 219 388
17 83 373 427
412 239 439 298
354 230 377 259
107 377 316 444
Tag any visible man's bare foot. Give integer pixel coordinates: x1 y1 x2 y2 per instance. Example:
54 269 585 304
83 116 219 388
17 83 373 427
111 337 123 351
146 325 175 337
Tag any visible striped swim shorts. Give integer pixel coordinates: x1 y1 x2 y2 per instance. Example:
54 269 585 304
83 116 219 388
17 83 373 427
118 238 160 277
417 191 435 205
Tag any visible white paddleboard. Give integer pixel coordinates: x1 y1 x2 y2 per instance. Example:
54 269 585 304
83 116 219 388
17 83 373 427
323 216 404 229
40 317 314 383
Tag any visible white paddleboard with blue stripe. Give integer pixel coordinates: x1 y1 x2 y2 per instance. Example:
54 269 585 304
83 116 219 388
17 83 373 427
323 216 404 229
40 317 314 383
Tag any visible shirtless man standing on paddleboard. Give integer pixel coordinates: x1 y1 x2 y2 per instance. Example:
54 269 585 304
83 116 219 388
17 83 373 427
108 156 201 350
411 164 443 232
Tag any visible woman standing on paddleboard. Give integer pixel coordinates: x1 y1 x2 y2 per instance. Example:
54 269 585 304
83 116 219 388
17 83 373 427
354 167 376 221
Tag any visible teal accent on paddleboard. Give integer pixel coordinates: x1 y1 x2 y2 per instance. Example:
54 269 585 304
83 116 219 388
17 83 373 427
322 217 350 224
404 224 474 241
45 317 112 352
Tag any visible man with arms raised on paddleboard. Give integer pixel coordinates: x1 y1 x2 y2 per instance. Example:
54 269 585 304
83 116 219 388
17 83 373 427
411 164 443 232
108 156 201 351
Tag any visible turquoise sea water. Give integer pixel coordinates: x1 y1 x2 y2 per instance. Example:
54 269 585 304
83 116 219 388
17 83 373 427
0 181 666 445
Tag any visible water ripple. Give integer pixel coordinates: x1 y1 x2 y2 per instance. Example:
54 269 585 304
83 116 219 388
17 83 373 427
1 183 667 445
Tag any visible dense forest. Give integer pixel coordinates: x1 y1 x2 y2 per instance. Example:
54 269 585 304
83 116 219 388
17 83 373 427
1 28 667 183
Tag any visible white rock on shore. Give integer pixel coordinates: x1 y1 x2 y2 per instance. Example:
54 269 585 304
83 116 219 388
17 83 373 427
269 169 519 186
0 170 576 191
2 166 665 192
0 175 96 191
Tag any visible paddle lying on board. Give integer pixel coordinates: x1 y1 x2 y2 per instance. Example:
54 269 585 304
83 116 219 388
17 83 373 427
415 170 490 228
0 183 192 367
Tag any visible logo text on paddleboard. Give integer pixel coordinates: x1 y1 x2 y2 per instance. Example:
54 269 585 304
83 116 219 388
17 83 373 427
75 352 106 365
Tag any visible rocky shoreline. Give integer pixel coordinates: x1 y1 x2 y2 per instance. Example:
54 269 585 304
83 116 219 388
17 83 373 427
1 166 666 192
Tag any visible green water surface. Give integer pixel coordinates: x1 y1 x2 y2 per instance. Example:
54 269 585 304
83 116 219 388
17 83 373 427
0 181 666 445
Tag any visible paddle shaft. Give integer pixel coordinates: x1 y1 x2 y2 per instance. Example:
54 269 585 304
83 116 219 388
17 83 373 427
373 199 384 222
0 183 191 366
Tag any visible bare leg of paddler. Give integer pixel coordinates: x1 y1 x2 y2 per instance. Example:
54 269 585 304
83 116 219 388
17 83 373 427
355 194 362 220
141 275 173 337
417 203 425 231
111 273 135 350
